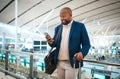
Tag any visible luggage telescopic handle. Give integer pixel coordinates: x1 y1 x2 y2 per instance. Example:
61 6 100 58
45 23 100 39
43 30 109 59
73 57 81 79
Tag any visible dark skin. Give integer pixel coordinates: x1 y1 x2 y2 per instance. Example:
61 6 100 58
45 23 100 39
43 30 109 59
45 8 83 61
60 9 72 25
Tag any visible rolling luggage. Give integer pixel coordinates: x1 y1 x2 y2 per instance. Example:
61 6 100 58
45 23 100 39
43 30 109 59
73 57 81 79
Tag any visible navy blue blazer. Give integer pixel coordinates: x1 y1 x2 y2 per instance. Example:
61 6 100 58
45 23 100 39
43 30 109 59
49 20 90 68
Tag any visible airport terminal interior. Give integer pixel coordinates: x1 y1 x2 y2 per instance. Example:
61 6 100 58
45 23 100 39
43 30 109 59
0 0 120 79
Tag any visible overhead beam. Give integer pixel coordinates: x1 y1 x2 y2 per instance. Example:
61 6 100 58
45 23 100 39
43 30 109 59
0 0 14 13
8 0 45 24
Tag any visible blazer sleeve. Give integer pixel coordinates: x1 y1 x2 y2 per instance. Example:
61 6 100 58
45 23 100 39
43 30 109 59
80 24 91 58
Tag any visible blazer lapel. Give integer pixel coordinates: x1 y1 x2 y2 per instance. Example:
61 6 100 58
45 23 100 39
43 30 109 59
57 25 63 45
69 21 75 40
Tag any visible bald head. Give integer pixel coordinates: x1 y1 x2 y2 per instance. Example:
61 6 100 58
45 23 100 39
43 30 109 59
60 7 72 25
60 7 72 16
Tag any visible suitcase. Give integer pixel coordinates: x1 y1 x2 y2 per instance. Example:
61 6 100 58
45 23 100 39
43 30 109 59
73 57 81 79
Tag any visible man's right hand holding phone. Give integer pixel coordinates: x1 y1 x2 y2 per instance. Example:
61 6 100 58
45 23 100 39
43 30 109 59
44 33 53 44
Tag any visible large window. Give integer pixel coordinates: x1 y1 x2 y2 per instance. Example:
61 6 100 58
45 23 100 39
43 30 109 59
41 46 47 50
34 41 40 45
41 41 47 45
33 46 40 51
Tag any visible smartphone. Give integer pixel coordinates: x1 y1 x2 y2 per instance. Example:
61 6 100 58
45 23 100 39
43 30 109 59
44 32 49 36
44 32 54 43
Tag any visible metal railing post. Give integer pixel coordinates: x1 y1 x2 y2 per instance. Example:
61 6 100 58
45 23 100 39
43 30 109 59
29 54 33 78
5 50 9 75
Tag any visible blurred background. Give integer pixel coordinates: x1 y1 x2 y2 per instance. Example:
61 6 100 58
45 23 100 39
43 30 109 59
0 0 120 79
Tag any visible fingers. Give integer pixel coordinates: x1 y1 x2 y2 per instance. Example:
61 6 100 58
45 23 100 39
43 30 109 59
74 53 83 61
45 34 51 39
74 54 77 58
45 35 53 44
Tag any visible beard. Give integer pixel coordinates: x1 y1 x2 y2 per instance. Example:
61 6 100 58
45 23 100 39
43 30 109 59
61 20 71 25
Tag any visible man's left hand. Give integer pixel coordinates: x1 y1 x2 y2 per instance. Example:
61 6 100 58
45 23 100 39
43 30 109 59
74 52 83 61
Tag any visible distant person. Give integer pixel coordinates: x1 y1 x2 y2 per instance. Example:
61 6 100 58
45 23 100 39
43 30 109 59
46 7 90 79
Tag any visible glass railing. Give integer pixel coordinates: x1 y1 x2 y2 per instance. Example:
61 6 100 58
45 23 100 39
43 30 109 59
0 49 57 79
81 58 120 79
0 48 120 79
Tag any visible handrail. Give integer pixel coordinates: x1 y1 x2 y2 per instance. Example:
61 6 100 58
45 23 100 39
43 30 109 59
0 67 25 79
83 59 120 66
0 48 47 57
1 49 120 66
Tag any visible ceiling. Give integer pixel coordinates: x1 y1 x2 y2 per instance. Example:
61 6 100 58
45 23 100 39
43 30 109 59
0 0 120 38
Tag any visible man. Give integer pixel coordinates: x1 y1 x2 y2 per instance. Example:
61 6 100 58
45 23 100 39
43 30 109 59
46 7 90 79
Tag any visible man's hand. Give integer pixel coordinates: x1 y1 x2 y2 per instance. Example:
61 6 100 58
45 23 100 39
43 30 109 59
74 52 83 61
45 34 53 44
